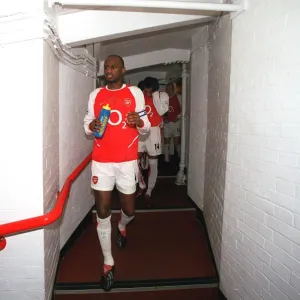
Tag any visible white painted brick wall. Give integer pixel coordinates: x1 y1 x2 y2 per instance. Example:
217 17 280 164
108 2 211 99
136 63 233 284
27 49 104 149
220 1 300 300
188 26 209 209
0 21 94 300
188 16 231 269
204 14 232 269
43 41 60 300
0 39 45 300
59 63 95 248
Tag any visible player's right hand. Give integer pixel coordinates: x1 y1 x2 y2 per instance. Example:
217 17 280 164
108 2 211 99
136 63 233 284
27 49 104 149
89 119 101 132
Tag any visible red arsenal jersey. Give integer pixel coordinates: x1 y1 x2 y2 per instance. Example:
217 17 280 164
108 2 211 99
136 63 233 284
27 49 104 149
166 95 181 122
92 85 139 162
144 92 163 127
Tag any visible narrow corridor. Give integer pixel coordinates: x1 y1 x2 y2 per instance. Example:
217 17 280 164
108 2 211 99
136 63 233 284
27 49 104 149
53 160 222 299
2 2 299 300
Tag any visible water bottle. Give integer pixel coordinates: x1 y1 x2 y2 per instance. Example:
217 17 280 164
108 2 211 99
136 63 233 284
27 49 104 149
93 104 111 138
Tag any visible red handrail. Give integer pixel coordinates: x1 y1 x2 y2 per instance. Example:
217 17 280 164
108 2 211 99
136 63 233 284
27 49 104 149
0 152 93 251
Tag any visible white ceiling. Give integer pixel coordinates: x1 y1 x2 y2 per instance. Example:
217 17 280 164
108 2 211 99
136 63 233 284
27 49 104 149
125 62 182 75
66 0 227 65
60 0 224 15
92 22 211 60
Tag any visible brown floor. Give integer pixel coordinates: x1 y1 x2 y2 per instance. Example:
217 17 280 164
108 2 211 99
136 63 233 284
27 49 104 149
157 154 179 177
111 177 193 210
56 211 216 283
54 288 221 300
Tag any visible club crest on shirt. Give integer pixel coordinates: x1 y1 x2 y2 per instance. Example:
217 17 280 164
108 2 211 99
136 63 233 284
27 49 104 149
92 176 98 184
124 98 132 107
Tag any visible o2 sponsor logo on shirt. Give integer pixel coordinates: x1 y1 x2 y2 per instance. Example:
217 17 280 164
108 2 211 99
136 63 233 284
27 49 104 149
108 109 127 129
145 105 154 118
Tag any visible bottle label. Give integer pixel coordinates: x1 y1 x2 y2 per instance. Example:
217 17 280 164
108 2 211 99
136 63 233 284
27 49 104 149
99 114 109 135
94 108 110 138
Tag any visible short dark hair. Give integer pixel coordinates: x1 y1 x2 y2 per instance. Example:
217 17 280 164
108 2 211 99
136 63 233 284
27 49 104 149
105 55 125 68
143 77 159 91
138 80 145 91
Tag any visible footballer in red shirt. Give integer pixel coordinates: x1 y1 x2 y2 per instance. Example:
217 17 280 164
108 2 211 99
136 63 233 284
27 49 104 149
84 55 150 291
163 82 182 163
136 77 169 205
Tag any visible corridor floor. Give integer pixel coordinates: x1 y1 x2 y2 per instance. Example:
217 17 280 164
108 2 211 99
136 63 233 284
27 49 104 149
53 156 223 299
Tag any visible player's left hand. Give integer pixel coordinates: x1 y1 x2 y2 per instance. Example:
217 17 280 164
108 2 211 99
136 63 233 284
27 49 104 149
126 112 143 127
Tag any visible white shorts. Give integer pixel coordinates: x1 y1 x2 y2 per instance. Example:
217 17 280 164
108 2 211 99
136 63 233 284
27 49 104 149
138 126 162 156
91 160 138 194
163 121 181 138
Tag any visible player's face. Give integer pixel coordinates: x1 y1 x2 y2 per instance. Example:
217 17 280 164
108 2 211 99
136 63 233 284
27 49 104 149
104 57 125 83
166 84 174 97
144 87 153 97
